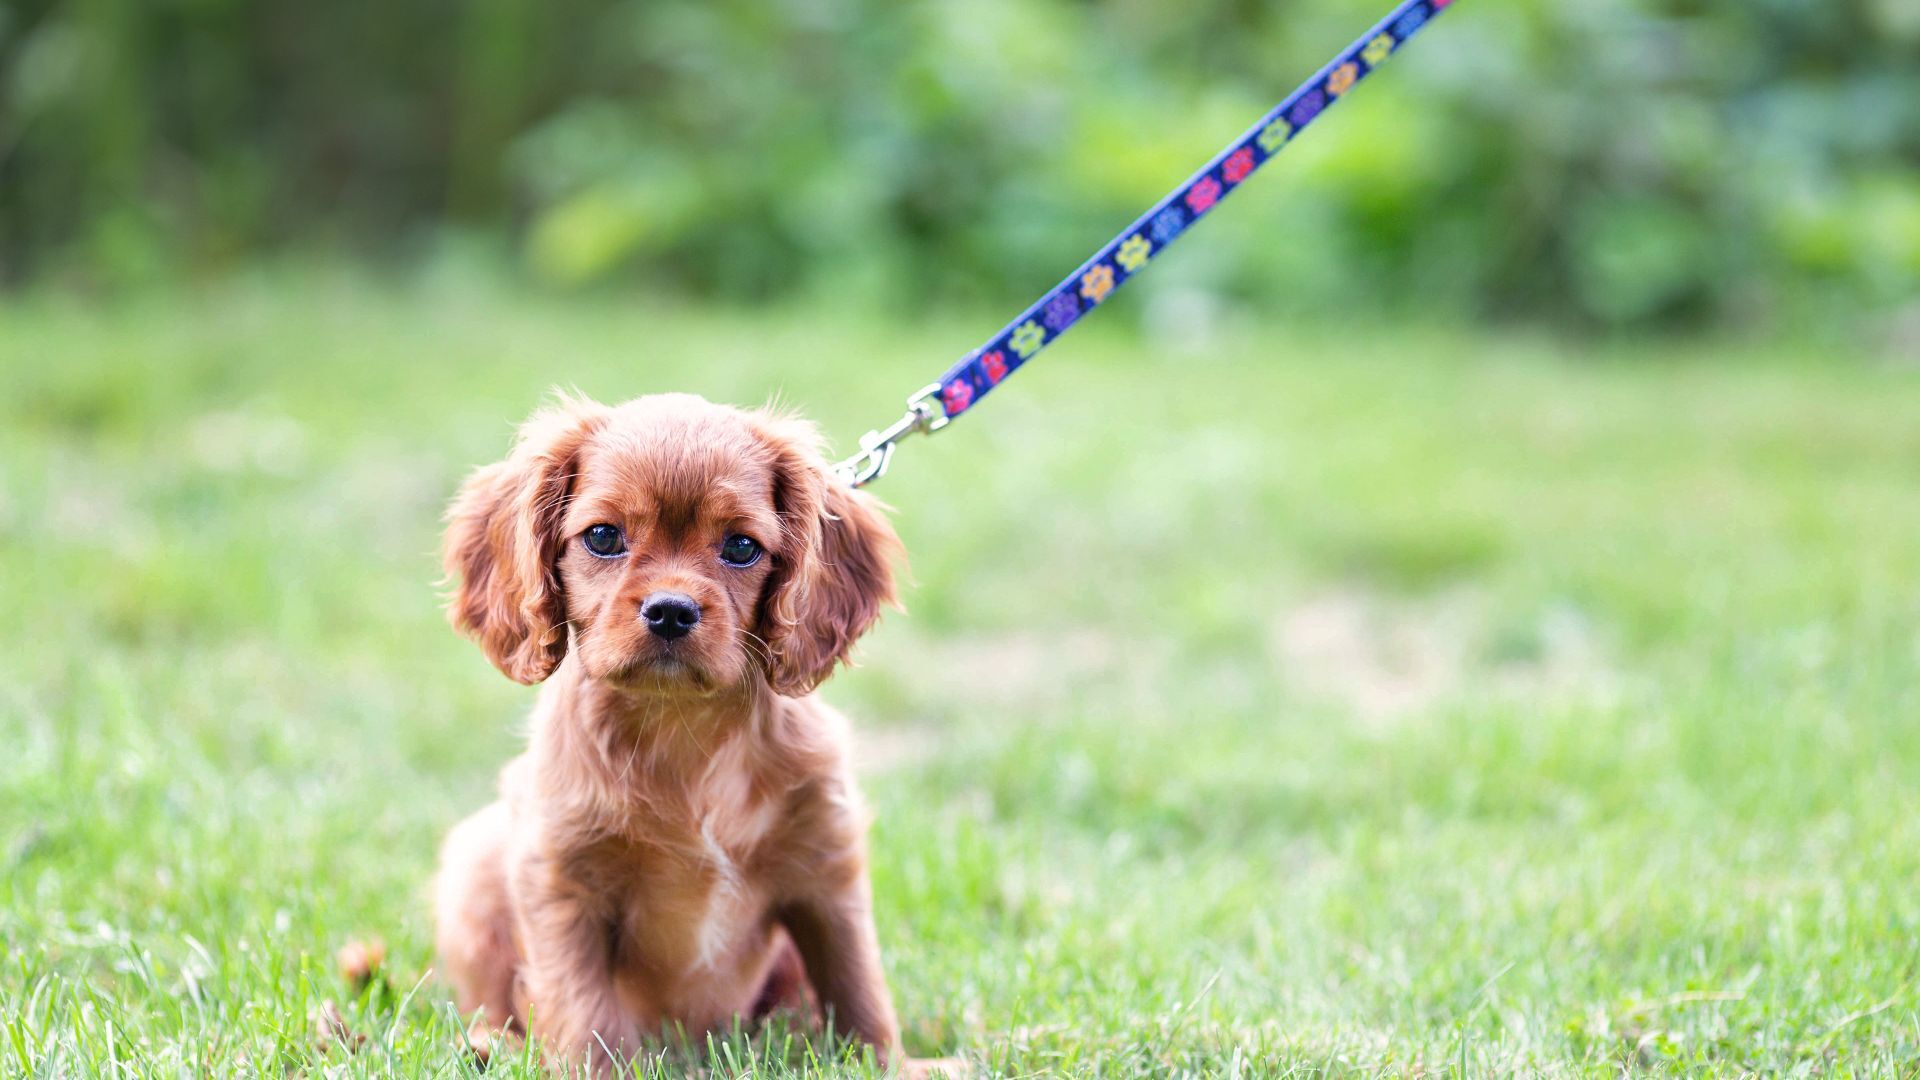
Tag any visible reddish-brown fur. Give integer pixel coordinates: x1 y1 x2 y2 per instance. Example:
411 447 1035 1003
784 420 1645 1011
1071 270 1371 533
434 392 908 1073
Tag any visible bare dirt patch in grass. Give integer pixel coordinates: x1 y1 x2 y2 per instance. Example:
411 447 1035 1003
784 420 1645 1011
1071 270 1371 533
1271 588 1618 725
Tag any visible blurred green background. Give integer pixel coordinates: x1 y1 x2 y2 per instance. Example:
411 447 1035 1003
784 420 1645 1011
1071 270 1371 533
3 0 1918 333
8 1 1920 1075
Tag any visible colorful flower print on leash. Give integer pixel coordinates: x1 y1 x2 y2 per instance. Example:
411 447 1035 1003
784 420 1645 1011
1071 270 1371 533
1010 320 1046 358
1258 118 1293 153
1185 176 1222 214
1290 88 1326 126
1150 207 1186 244
941 378 974 415
1080 264 1116 304
1042 292 1081 331
1223 147 1256 185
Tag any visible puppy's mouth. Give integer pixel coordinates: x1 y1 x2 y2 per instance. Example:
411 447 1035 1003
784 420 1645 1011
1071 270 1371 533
607 652 718 694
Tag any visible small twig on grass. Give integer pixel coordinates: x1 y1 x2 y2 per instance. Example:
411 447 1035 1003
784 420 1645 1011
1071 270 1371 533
1171 969 1226 1024
1157 968 1226 1060
1813 986 1908 1047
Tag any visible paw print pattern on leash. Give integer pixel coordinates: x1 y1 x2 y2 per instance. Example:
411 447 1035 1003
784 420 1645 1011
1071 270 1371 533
920 0 1454 437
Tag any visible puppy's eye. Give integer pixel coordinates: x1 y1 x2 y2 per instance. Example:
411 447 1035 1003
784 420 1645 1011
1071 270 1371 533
583 524 626 557
718 534 762 567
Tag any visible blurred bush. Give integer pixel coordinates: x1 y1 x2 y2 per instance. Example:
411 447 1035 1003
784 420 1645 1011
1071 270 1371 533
1 0 1916 330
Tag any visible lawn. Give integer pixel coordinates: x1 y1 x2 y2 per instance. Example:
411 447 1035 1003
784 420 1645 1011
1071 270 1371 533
3 271 1919 1076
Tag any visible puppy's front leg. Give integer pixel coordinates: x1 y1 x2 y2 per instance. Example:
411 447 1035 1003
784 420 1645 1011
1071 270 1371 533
513 857 639 1073
779 880 902 1065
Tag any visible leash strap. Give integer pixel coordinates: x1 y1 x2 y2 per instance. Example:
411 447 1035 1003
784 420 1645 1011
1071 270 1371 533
836 0 1458 487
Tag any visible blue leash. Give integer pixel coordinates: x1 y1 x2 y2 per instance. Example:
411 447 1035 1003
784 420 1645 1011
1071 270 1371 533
835 0 1460 487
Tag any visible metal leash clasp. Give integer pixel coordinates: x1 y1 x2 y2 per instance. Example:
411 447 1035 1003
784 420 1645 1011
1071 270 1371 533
832 382 950 488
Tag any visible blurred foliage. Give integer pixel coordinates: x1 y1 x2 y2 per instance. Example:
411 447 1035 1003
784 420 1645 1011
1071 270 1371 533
1 0 1917 330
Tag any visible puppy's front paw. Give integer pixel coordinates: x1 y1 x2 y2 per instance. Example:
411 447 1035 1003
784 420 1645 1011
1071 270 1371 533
463 1015 526 1068
536 1008 641 1077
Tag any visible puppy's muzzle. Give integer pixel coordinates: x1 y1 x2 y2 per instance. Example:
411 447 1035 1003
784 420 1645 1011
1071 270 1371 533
641 592 701 641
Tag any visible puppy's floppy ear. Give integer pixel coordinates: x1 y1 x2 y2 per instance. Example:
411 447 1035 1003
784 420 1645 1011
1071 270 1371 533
443 394 607 684
753 412 904 697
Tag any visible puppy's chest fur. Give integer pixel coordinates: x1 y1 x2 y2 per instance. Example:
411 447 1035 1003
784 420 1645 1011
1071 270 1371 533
622 760 782 970
544 735 803 1010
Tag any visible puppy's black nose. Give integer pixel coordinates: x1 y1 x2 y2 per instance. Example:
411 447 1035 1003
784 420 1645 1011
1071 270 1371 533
641 592 701 640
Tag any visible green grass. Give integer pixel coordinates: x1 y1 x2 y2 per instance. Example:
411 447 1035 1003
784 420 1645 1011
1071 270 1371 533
4 269 1920 1076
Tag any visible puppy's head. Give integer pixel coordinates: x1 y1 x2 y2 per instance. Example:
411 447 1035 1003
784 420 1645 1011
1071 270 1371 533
443 392 900 696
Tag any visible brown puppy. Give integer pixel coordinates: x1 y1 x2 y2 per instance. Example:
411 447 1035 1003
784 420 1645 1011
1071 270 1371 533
433 392 905 1073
